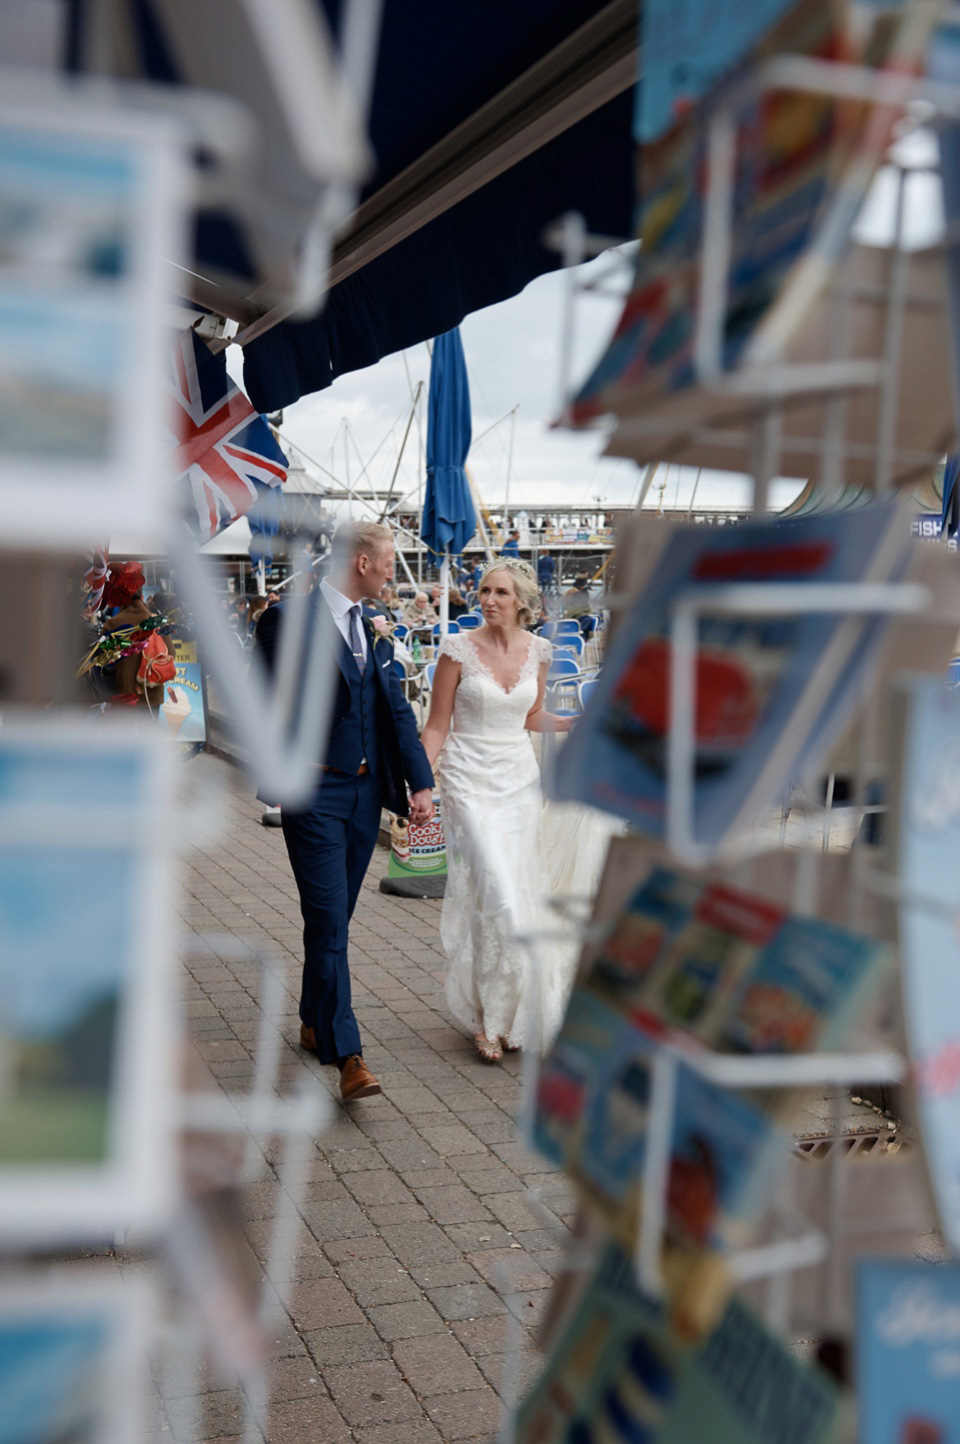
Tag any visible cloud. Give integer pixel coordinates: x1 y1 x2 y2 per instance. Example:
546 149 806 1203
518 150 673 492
227 249 811 515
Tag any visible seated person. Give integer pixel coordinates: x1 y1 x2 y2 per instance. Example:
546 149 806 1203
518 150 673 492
564 575 596 638
403 591 438 628
448 587 469 620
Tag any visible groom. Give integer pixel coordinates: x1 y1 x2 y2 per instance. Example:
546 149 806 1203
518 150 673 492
256 521 434 1102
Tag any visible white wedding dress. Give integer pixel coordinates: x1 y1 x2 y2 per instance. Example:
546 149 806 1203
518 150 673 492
437 631 610 1052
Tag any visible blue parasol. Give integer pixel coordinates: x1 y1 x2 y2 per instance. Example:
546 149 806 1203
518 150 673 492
422 329 477 581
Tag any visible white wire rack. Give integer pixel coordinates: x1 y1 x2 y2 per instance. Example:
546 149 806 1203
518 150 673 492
162 935 332 1444
550 50 960 516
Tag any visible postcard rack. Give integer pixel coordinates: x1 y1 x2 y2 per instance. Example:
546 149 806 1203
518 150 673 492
165 936 332 1444
494 50 960 1412
552 47 960 519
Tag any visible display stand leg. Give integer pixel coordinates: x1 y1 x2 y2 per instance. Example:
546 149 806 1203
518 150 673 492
874 165 909 495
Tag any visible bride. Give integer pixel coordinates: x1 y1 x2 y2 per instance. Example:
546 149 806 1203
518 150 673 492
421 558 600 1062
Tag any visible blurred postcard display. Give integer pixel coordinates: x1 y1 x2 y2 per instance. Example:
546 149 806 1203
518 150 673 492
857 1259 960 1444
517 1242 840 1444
0 1274 152 1444
0 91 184 548
554 504 910 851
893 677 960 1257
0 720 176 1243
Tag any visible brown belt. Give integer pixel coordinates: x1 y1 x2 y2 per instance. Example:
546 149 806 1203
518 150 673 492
318 762 370 776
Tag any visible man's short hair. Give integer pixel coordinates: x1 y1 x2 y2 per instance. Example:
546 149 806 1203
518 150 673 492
332 520 393 563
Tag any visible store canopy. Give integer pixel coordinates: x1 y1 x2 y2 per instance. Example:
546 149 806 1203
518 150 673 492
117 0 638 411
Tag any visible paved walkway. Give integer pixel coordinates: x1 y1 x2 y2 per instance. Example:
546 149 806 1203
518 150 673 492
168 755 573 1443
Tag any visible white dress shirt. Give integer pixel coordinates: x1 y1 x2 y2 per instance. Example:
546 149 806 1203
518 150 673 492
320 577 367 664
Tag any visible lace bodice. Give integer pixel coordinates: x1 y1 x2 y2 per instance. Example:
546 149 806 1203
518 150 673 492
439 632 552 736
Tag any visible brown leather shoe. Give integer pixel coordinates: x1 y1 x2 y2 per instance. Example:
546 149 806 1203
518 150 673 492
339 1055 381 1102
299 1023 317 1054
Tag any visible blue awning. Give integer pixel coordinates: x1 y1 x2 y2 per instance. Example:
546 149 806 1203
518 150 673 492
116 0 637 409
242 88 635 412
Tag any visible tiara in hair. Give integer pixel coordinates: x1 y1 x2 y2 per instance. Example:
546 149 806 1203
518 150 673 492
485 556 538 585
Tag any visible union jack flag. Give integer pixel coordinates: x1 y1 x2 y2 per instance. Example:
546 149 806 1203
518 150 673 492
166 329 288 543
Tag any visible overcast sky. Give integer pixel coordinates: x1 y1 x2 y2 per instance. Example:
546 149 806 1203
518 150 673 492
224 133 943 522
225 253 810 519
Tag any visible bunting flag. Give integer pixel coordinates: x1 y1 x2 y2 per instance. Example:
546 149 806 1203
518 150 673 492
166 329 288 544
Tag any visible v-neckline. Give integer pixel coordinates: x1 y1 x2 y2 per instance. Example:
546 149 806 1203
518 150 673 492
463 632 535 696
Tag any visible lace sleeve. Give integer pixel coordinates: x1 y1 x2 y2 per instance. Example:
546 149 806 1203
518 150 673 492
437 634 466 665
534 634 553 667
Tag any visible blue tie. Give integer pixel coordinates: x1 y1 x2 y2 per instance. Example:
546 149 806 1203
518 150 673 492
348 605 365 670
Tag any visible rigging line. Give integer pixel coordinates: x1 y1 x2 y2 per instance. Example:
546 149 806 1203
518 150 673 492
401 348 423 408
468 369 514 482
471 404 519 449
275 432 341 487
342 400 413 492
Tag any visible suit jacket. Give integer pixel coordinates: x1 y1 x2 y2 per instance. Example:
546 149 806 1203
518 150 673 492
255 597 434 816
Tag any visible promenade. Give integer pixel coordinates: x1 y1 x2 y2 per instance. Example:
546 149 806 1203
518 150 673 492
167 754 572 1443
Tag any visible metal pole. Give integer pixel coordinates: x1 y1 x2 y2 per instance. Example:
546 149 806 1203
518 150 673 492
440 555 450 638
749 407 781 517
685 468 703 520
503 405 517 521
633 460 659 511
874 164 909 496
379 381 423 520
554 211 587 422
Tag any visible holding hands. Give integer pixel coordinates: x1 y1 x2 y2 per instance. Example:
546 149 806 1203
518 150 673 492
408 788 435 825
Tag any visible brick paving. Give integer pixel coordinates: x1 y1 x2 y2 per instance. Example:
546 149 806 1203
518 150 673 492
157 754 571 1442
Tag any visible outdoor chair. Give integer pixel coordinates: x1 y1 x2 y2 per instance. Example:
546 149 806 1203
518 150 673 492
547 655 580 715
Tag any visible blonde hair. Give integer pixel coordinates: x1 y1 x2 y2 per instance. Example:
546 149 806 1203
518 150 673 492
332 520 393 563
478 558 540 629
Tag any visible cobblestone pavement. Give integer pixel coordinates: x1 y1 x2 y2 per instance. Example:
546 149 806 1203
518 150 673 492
162 755 572 1443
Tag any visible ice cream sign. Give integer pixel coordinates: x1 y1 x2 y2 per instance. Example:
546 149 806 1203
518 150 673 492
156 649 206 744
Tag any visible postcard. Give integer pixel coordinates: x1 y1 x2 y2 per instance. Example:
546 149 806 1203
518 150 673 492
0 717 176 1243
533 987 787 1253
857 1258 960 1444
0 1272 153 1444
0 87 185 549
892 677 960 1256
552 503 911 854
516 1241 841 1444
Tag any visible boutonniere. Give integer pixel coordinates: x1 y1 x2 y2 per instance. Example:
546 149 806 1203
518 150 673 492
365 613 394 652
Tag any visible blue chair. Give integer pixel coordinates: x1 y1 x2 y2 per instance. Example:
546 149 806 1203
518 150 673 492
547 657 581 716
579 678 598 709
432 621 460 639
457 613 481 629
393 623 409 640
423 661 437 689
553 632 584 657
542 618 582 640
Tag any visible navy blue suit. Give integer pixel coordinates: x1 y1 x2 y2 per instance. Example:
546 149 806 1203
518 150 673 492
256 598 433 1064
